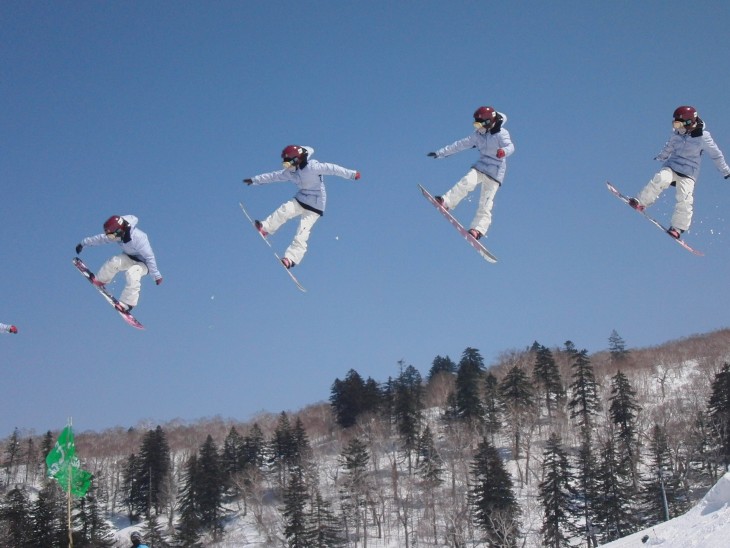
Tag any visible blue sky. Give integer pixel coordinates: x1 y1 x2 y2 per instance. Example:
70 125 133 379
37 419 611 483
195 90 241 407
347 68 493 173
3 1 730 435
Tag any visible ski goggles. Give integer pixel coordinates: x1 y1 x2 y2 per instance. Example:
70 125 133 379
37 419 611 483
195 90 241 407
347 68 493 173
673 119 693 130
282 158 298 169
105 229 124 239
473 119 494 130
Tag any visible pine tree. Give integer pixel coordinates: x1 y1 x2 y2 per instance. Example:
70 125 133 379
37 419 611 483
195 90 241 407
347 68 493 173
72 481 115 547
271 412 295 486
499 364 535 460
593 436 635 543
574 435 600 548
483 371 503 441
222 426 246 497
538 433 575 548
707 362 730 469
469 438 520 547
640 424 688 525
122 452 144 523
1 486 33 547
282 469 312 547
330 369 382 428
427 354 457 381
532 345 564 418
609 370 642 488
309 490 346 547
143 510 171 548
454 347 486 424
31 482 66 548
393 362 424 463
3 427 21 486
608 330 630 362
174 453 203 547
137 425 171 516
567 349 601 430
196 435 225 540
339 437 371 541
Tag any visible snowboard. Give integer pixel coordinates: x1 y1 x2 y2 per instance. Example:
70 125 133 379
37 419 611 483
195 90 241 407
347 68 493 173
72 257 145 329
238 201 307 292
606 182 703 256
418 184 498 263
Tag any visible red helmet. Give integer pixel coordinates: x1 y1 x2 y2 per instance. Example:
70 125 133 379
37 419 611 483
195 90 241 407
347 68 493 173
673 105 698 131
103 216 128 238
281 145 308 169
473 106 497 130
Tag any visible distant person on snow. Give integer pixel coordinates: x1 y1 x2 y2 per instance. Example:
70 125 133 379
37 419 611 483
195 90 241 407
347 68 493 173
1 323 18 334
129 531 148 548
243 145 361 268
628 106 730 239
75 215 163 312
428 106 515 240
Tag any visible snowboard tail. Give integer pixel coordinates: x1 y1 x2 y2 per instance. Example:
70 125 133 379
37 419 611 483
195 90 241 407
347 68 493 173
418 184 498 263
73 258 145 329
606 181 703 256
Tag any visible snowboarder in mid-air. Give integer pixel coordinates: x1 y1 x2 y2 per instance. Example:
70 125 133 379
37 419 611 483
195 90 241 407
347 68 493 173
628 105 730 239
427 106 515 241
75 215 163 312
1 323 18 334
243 145 360 269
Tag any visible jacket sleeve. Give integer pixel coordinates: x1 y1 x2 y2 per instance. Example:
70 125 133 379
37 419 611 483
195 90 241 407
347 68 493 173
310 161 358 179
0 323 10 333
434 134 478 158
132 233 162 281
654 135 677 162
250 169 294 185
498 130 515 157
703 134 730 177
80 233 112 247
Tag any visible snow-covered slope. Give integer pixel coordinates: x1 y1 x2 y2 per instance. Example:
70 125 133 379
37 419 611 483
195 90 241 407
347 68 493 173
601 472 730 547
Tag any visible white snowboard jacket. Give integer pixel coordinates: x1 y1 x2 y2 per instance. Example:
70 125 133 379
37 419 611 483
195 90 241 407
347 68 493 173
249 147 358 215
656 120 730 181
80 215 162 281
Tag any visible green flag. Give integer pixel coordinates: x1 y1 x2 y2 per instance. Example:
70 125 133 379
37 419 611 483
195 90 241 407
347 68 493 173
46 425 93 497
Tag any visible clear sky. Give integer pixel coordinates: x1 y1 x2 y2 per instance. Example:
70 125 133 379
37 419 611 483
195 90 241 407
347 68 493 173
3 1 730 436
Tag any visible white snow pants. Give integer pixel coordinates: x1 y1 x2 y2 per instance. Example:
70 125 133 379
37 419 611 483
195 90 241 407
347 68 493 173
260 199 321 265
96 254 148 306
441 168 500 235
636 168 695 231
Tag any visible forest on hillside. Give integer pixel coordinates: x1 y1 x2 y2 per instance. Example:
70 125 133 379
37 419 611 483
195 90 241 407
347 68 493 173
2 329 730 547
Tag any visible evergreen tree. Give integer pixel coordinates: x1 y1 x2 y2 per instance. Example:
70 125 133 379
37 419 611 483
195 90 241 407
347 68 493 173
574 435 600 548
242 423 267 470
427 354 457 381
72 481 115 547
122 452 144 523
499 364 535 459
538 433 575 548
593 436 635 543
282 469 312 547
222 426 246 497
392 362 424 461
416 425 444 485
483 372 503 440
339 437 371 541
31 482 66 548
330 369 382 428
290 417 312 472
143 510 171 548
3 427 21 486
196 435 225 540
707 362 730 469
609 370 642 488
309 490 346 547
453 347 486 424
567 349 601 431
271 412 296 486
469 438 520 547
137 425 171 516
608 330 630 362
174 453 203 547
532 345 564 418
640 424 688 525
1 486 33 547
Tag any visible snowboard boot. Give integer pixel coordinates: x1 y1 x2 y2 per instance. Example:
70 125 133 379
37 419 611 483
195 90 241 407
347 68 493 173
254 220 269 237
667 226 684 239
89 274 105 288
628 197 645 212
468 228 483 240
114 301 133 313
434 196 448 210
281 257 295 269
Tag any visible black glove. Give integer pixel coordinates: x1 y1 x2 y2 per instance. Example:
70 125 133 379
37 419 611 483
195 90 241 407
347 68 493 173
75 243 83 254
427 152 437 158
243 178 253 185
725 174 730 180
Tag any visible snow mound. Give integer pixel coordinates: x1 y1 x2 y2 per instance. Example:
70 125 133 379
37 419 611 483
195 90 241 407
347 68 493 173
600 472 730 547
